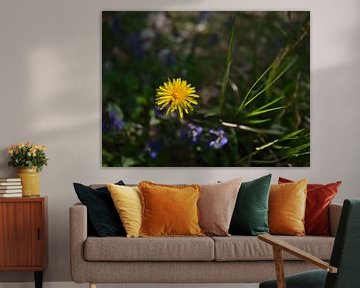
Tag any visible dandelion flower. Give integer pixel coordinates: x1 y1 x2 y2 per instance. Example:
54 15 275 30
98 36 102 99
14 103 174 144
155 78 199 119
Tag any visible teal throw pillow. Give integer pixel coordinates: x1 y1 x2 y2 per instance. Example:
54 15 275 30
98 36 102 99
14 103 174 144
229 174 272 236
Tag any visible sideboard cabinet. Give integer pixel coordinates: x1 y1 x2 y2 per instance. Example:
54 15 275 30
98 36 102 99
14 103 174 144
0 197 47 288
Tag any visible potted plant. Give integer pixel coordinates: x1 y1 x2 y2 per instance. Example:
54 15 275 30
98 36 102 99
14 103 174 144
8 142 48 197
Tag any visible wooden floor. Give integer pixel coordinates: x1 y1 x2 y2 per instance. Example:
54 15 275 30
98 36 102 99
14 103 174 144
0 283 259 288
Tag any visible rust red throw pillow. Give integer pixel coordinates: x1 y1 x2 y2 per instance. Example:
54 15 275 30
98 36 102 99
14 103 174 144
278 177 341 236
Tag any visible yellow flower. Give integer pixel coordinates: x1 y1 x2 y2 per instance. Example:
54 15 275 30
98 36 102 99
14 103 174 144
155 78 199 119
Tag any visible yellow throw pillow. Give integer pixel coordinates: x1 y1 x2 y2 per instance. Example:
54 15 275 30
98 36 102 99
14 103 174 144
138 181 204 237
269 179 307 236
107 183 142 238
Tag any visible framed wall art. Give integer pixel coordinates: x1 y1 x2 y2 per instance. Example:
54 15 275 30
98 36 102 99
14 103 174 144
102 11 310 167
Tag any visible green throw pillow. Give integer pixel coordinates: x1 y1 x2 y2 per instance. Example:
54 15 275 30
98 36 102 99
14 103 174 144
229 174 272 236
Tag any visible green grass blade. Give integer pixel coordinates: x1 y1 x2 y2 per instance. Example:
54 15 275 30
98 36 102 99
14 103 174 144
280 128 304 140
219 16 237 113
247 106 286 117
237 63 274 113
255 139 279 151
248 119 271 125
243 58 296 108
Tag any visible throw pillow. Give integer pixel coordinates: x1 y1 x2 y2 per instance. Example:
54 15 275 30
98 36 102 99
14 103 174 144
107 183 142 238
278 177 341 236
269 179 307 236
73 181 126 237
138 181 203 237
198 177 242 236
229 174 272 236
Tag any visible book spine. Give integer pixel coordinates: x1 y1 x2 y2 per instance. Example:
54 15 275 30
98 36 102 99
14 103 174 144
0 183 22 186
0 178 21 182
0 190 23 193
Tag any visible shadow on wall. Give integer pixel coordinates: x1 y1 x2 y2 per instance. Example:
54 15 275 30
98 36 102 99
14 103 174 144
0 0 100 283
0 149 11 178
0 0 360 283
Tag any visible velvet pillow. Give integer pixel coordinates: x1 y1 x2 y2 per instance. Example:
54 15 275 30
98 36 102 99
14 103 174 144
139 181 203 237
269 179 307 236
229 174 272 236
278 177 341 236
73 181 126 237
107 184 142 238
198 178 242 236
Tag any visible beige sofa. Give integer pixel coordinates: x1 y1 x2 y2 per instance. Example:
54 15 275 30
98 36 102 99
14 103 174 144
70 203 342 287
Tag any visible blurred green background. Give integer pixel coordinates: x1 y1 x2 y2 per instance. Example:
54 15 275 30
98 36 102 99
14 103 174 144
102 11 310 167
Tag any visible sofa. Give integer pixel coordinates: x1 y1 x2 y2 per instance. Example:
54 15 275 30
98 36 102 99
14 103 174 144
70 201 342 287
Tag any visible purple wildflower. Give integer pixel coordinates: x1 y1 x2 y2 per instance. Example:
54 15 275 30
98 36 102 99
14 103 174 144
185 123 203 143
164 52 176 67
154 105 163 117
127 32 144 59
109 18 122 34
208 128 228 149
102 111 124 132
145 142 160 159
198 12 211 23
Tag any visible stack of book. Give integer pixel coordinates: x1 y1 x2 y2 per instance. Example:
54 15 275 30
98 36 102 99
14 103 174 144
0 178 22 197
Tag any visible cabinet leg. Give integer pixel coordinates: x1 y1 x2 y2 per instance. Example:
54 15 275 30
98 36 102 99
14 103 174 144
34 271 43 288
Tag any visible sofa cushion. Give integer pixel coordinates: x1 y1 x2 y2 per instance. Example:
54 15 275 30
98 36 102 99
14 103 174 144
212 236 334 261
278 177 341 236
107 184 142 238
139 181 203 237
269 179 307 236
73 181 126 237
84 236 214 261
229 174 271 236
199 178 242 236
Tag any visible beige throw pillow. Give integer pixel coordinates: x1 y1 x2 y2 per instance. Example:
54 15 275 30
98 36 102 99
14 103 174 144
198 178 242 236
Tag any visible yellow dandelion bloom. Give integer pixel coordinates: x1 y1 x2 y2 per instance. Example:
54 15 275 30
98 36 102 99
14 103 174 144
155 78 199 119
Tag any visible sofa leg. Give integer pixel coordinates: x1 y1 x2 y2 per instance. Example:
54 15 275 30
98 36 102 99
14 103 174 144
89 283 96 288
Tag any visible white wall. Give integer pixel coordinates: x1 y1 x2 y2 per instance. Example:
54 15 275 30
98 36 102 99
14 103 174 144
0 0 359 282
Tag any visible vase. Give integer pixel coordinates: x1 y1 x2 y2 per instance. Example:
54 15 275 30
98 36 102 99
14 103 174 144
16 167 40 197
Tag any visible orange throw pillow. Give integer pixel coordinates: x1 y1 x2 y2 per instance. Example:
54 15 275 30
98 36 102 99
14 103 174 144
278 177 341 235
269 179 307 236
138 181 204 237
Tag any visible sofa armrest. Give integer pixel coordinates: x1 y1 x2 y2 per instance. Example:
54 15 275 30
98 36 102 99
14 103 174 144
69 203 88 283
329 203 342 237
